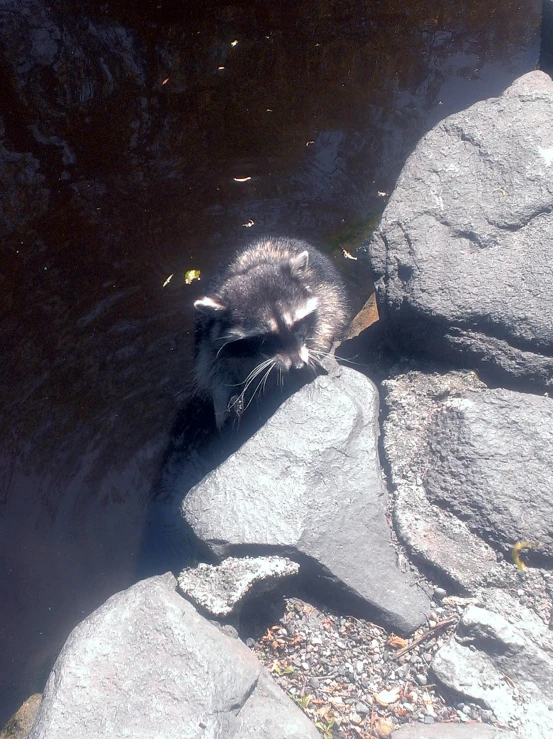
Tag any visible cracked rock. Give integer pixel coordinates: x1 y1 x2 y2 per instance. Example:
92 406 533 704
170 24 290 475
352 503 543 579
182 365 431 635
383 367 553 591
177 556 300 617
431 605 553 739
425 387 553 560
368 70 553 389
382 368 500 591
28 574 319 739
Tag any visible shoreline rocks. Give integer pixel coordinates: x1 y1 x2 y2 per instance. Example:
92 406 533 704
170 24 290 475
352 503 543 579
181 365 431 636
28 574 320 739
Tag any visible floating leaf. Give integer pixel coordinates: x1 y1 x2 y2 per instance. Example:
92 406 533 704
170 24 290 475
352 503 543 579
184 269 201 285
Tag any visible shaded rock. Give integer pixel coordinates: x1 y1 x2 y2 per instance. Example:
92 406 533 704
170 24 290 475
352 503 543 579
392 723 521 738
182 365 431 635
1 694 41 739
382 368 500 591
177 556 299 617
431 605 553 739
368 71 553 389
29 573 319 739
425 387 553 560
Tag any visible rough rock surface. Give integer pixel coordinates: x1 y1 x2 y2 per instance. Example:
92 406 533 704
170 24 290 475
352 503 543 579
182 365 431 635
382 368 500 591
0 695 41 739
29 574 320 739
392 723 521 738
177 556 299 617
432 605 553 739
368 71 553 389
425 387 553 559
383 367 553 587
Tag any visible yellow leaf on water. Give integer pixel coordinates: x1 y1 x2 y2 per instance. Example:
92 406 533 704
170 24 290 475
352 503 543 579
184 269 201 285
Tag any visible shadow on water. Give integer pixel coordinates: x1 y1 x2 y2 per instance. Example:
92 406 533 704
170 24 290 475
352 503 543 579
0 0 541 724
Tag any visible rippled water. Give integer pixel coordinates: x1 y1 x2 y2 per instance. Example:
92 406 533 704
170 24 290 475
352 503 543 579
0 0 540 724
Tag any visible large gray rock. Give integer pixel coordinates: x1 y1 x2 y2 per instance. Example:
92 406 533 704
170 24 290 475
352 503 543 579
383 367 553 591
425 388 553 559
382 369 500 591
432 606 553 739
29 574 320 739
369 71 553 389
182 365 431 635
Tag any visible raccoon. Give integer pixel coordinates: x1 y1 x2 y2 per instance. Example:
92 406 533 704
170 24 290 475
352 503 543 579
193 237 350 429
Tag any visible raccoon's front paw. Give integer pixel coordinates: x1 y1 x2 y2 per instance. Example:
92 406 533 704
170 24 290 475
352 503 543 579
229 394 244 417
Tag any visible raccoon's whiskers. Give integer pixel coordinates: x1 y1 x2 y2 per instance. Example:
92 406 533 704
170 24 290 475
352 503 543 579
230 358 274 409
241 358 274 391
309 347 366 369
215 335 242 359
242 361 275 412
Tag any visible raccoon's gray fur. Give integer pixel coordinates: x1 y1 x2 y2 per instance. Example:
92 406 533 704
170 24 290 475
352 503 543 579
193 237 350 428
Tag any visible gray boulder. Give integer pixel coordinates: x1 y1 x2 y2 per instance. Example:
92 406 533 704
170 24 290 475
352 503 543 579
382 368 500 591
29 573 320 739
425 387 553 559
369 71 553 389
432 606 553 739
182 365 431 635
383 367 553 590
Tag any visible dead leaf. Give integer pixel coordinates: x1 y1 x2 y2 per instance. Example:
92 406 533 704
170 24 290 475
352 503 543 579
374 686 401 706
372 717 395 738
386 635 408 650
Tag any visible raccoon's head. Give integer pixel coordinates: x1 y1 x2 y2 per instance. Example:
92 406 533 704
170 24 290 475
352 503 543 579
194 250 318 373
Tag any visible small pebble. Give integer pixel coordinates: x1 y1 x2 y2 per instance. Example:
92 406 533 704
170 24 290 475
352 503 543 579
415 673 427 686
434 587 447 600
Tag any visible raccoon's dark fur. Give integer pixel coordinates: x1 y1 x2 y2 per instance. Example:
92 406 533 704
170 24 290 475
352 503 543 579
193 237 350 428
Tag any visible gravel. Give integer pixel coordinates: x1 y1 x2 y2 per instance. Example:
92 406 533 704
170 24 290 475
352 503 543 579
248 592 509 738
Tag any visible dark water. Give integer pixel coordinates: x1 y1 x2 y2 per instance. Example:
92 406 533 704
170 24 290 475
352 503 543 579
0 0 540 725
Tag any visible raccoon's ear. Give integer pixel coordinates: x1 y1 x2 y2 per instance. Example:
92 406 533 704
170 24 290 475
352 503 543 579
289 250 309 277
194 296 226 314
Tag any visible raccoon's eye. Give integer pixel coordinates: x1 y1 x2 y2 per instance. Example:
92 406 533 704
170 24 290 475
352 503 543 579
223 334 279 358
292 313 316 340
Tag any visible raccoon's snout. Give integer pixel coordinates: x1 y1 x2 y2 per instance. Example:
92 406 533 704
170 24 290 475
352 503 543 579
278 346 308 371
